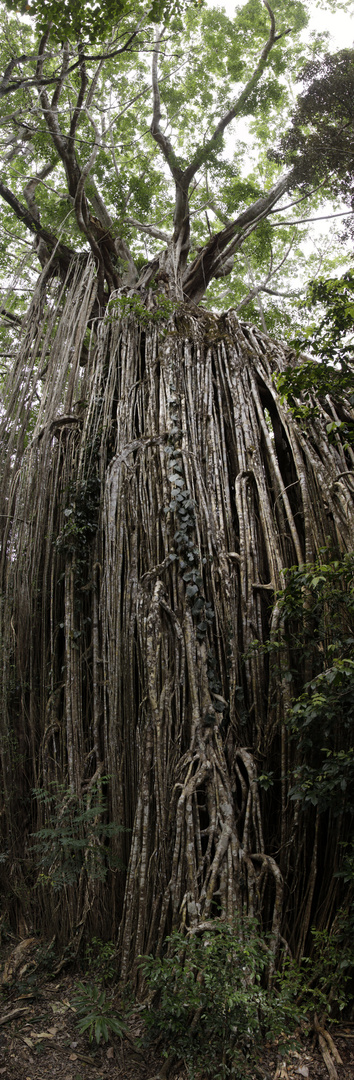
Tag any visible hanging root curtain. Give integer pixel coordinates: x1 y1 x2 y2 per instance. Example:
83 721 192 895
1 259 353 974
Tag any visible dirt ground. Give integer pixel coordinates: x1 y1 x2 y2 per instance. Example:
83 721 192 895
0 939 353 1080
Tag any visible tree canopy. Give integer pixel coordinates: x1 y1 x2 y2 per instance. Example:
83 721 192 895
4 0 176 43
0 0 352 334
278 45 354 228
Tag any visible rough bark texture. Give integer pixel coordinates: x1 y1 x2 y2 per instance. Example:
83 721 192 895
0 261 353 976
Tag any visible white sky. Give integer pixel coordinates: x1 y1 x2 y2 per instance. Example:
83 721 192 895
306 6 354 49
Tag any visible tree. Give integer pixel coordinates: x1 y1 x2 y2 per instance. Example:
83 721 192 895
277 46 354 229
0 0 353 986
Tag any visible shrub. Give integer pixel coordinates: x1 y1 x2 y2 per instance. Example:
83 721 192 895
140 918 303 1080
72 982 128 1045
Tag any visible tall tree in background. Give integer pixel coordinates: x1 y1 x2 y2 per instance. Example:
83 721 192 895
0 0 353 979
278 45 354 223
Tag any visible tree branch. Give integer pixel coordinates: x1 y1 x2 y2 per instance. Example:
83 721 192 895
0 307 22 326
236 235 295 314
5 30 137 293
23 163 55 223
73 108 101 228
150 1 285 278
126 218 171 243
0 23 147 99
183 174 290 301
262 286 298 298
51 40 70 109
69 43 88 144
36 29 72 163
183 0 283 189
0 178 78 275
150 31 180 176
269 208 354 227
150 31 190 267
205 1 277 145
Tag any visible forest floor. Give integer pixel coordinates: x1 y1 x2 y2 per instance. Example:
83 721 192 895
0 939 353 1080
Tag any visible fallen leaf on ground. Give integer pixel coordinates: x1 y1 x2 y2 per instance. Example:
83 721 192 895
30 1029 56 1039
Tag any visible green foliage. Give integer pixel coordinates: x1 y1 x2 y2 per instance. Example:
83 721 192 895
279 553 354 668
72 982 128 1044
141 916 354 1076
4 0 189 43
278 47 354 216
56 475 100 576
107 291 176 327
304 271 354 359
273 918 354 1020
84 937 117 983
0 0 349 338
306 918 354 1013
277 270 354 425
32 782 125 889
140 919 303 1079
278 554 354 813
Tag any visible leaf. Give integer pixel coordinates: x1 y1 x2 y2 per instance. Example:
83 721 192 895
101 1020 109 1042
33 1030 56 1039
77 1016 95 1034
95 1019 103 1044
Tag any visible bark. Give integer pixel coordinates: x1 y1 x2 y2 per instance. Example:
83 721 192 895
0 260 353 974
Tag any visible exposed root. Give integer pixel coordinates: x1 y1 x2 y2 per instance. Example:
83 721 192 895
314 1015 343 1078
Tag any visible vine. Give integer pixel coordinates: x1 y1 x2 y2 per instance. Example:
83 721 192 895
165 387 226 723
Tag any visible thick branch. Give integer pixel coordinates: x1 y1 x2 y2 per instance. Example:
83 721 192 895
150 2 287 278
73 109 101 228
126 218 171 243
23 163 55 222
69 44 88 145
184 0 288 188
0 307 22 326
51 41 70 109
183 174 290 302
205 4 277 141
0 24 146 99
32 33 135 283
36 30 73 166
150 32 190 265
36 34 93 246
150 31 179 176
0 178 77 274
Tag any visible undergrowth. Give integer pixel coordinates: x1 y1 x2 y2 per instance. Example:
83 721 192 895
139 915 354 1079
140 918 303 1080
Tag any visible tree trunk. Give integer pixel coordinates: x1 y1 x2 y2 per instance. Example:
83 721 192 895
1 261 353 974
